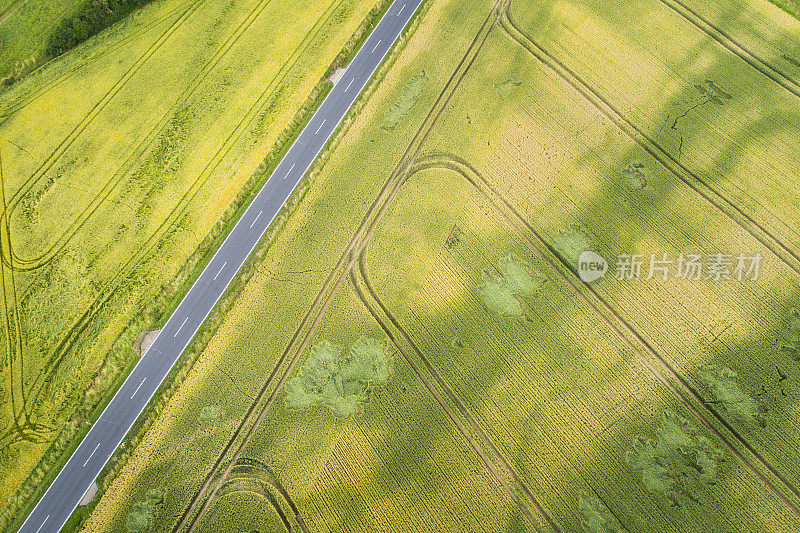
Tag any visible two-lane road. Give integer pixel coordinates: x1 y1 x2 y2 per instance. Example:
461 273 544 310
19 0 422 530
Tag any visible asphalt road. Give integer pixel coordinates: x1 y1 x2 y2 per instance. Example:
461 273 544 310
18 0 422 530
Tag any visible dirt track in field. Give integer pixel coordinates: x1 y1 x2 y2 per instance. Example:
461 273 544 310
174 1 558 531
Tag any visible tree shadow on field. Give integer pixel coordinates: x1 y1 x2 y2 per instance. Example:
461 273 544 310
494 0 800 363
312 382 514 532
500 0 800 355
351 156 800 530
479 0 800 525
355 170 692 531
545 0 800 247
320 0 800 527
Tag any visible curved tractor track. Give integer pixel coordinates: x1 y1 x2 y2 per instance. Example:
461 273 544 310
389 152 800 517
173 1 535 530
656 0 800 100
350 233 557 531
210 457 309 532
23 0 344 410
0 155 52 446
2 0 208 217
4 0 352 272
500 3 800 279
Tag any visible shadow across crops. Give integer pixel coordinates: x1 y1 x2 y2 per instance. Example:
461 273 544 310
351 152 800 529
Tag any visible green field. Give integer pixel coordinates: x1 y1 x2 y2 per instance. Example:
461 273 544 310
0 0 83 83
77 0 800 531
0 0 381 528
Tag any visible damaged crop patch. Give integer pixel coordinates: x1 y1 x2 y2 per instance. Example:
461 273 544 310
479 253 545 316
698 365 767 427
285 338 390 417
382 70 428 130
626 412 723 508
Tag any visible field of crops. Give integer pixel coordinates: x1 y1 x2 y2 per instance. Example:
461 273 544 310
80 0 800 530
489 0 800 500
0 0 381 528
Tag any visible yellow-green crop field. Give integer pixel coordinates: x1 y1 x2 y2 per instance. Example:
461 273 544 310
0 0 382 528
52 0 800 530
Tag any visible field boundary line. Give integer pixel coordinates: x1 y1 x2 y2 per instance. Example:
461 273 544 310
180 1 800 527
212 458 308 531
0 1 23 26
184 4 563 531
0 0 197 122
15 0 389 527
505 173 800 517
0 150 55 446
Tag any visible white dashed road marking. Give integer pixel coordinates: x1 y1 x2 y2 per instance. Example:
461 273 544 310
83 444 100 468
174 317 188 337
214 262 227 281
249 210 262 229
35 516 49 533
130 377 147 400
